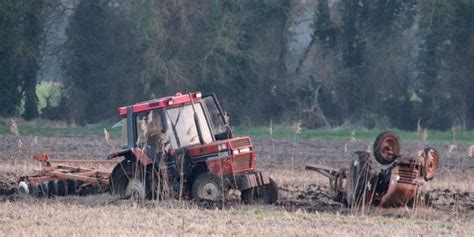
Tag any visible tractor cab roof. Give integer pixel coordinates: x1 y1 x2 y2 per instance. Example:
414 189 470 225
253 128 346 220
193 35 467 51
118 92 202 116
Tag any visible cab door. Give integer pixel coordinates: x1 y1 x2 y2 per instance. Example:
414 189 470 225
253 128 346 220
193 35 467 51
202 93 233 140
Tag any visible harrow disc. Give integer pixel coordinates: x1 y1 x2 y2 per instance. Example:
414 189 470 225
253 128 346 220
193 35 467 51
57 181 67 196
422 147 439 181
48 181 58 197
373 131 400 165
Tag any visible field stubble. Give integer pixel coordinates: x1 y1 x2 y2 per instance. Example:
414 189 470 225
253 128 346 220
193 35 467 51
0 134 473 236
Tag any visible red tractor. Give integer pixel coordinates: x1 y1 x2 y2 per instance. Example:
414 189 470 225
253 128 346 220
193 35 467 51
106 92 278 204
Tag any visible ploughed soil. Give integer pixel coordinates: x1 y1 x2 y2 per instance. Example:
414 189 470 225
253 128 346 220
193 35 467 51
0 134 473 216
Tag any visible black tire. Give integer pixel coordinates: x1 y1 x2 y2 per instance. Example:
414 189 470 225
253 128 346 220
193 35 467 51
241 178 278 205
422 147 439 181
57 181 67 196
67 179 78 195
192 172 223 202
109 159 156 200
373 131 400 165
345 151 372 207
36 183 49 197
48 181 58 197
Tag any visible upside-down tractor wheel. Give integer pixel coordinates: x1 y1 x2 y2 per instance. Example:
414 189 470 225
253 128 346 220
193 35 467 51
241 178 278 205
346 151 372 207
373 131 400 165
422 147 439 181
192 172 223 202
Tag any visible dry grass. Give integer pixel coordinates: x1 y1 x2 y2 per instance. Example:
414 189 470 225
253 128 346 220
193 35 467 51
0 199 472 236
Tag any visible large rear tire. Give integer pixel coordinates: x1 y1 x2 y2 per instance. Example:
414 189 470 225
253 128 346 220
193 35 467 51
373 131 400 165
109 160 156 200
422 147 439 181
346 151 372 207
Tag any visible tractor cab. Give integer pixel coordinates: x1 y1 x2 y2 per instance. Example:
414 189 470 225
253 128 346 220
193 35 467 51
118 92 231 152
109 92 278 203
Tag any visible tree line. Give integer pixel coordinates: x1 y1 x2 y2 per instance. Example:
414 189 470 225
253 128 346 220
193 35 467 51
1 0 473 131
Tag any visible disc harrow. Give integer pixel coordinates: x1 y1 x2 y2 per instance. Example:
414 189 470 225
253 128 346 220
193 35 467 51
18 153 118 197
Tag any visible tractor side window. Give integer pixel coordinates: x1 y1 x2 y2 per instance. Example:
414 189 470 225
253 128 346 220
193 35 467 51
203 96 227 139
120 118 128 148
166 104 213 148
136 114 148 145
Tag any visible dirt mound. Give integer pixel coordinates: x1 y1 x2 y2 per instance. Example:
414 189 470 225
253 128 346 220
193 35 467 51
278 184 346 213
426 189 474 212
0 173 17 197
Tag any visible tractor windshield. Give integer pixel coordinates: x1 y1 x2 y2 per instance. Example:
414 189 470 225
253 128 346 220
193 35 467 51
165 103 213 148
120 102 214 150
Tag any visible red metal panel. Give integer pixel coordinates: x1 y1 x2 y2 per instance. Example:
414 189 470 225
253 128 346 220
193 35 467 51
206 157 234 175
131 148 152 166
187 136 253 158
118 92 202 116
205 151 256 175
187 140 229 157
231 152 256 173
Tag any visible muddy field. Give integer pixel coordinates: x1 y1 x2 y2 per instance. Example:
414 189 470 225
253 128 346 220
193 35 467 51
0 133 473 235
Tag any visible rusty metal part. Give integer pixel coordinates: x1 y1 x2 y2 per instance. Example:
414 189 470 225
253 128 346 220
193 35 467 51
20 164 110 186
346 151 373 207
305 165 346 199
422 147 439 181
380 163 419 208
373 131 401 165
306 131 441 209
19 153 114 197
34 152 120 167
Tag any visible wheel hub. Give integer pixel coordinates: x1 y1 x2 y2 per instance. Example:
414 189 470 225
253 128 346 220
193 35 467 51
200 183 219 201
125 179 146 200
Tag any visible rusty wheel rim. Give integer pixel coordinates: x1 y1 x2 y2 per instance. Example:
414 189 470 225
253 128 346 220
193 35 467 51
381 137 398 158
374 132 401 165
424 148 439 181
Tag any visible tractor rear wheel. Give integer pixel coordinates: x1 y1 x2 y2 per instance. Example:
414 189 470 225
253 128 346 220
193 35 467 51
109 160 156 200
241 178 278 205
373 131 400 165
422 147 439 181
191 172 223 202
345 151 372 207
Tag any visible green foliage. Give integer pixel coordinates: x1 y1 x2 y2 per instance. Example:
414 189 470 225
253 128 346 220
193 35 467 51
0 0 46 119
3 121 473 143
131 0 291 124
61 0 144 124
2 0 474 132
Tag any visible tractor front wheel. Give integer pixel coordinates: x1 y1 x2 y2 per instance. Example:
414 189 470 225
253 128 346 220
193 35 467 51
191 172 223 202
241 178 278 205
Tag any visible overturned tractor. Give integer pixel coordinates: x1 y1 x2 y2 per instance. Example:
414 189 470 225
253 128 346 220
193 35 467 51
306 131 440 208
18 92 278 204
